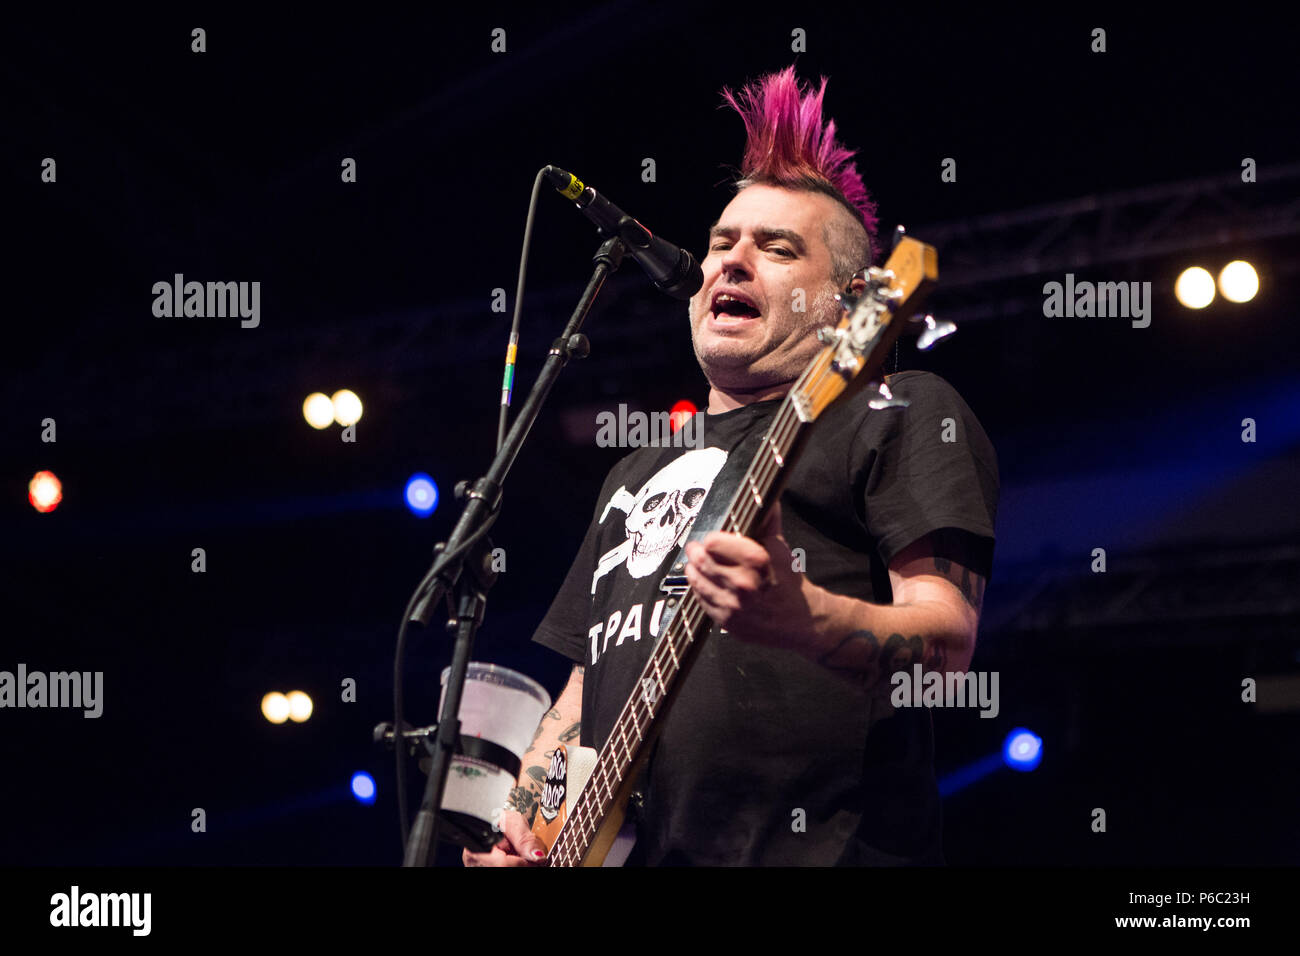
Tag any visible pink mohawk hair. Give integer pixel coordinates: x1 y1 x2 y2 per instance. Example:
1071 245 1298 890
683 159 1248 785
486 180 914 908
721 66 878 249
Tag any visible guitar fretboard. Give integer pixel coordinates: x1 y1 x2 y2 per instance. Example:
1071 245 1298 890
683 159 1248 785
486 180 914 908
547 381 814 867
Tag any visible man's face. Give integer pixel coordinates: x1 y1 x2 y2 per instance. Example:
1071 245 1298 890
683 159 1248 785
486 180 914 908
688 183 849 392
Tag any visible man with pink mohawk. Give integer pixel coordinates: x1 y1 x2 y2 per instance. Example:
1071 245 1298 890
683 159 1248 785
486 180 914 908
722 65 879 241
468 67 999 867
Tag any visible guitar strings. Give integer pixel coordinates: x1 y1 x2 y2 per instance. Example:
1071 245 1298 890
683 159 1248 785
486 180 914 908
551 388 806 865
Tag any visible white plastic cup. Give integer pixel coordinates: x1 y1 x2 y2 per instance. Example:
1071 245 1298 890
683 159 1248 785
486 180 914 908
436 662 551 850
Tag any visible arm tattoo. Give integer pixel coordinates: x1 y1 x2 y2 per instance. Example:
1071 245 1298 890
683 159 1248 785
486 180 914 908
816 629 947 693
931 557 985 612
505 784 539 823
528 709 558 746
559 722 581 743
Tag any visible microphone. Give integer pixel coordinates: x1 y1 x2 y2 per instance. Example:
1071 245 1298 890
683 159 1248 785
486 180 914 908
544 166 703 300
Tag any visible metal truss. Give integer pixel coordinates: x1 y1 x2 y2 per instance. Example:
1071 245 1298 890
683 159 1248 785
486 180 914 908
17 164 1300 441
913 161 1300 324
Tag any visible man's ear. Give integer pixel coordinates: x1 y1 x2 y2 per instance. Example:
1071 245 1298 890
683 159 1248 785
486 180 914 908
847 274 868 296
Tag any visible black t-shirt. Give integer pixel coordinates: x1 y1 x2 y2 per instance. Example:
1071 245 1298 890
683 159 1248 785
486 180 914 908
532 370 999 865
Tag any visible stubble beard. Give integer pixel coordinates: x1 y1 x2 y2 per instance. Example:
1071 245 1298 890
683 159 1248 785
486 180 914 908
690 279 842 391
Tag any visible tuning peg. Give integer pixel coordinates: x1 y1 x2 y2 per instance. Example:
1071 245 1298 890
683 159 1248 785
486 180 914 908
833 292 858 313
914 314 957 351
865 380 911 410
817 326 843 345
891 224 906 252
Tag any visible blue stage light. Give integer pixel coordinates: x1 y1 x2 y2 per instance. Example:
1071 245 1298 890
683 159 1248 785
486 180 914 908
1003 728 1043 771
405 474 439 517
351 772 377 804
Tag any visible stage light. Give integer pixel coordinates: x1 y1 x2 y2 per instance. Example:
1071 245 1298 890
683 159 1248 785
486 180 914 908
28 471 63 513
351 772 376 804
669 399 698 433
1175 267 1215 309
1003 728 1042 771
938 752 1005 797
286 691 313 722
1218 260 1259 303
261 692 290 724
332 389 363 426
302 392 334 429
405 473 439 517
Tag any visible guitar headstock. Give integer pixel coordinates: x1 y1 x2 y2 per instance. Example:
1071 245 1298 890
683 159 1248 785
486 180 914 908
788 233 943 422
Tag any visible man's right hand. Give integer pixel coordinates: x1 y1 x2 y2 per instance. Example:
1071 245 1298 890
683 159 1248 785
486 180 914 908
462 809 548 867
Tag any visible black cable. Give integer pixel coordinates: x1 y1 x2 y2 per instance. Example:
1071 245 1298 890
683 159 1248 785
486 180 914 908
497 168 548 452
392 500 500 854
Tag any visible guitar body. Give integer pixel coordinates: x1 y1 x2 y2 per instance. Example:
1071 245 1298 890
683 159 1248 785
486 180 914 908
530 744 638 866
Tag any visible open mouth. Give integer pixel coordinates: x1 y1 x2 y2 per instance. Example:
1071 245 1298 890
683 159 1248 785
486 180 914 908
709 290 762 323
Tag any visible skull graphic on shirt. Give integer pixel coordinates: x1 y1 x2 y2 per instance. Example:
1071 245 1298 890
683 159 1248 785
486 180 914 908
592 447 728 592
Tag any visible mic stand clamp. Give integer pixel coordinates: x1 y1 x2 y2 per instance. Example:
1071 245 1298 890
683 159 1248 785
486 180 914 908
373 721 438 760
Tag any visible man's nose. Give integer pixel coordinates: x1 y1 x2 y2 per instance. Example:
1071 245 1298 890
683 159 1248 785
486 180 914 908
719 240 754 280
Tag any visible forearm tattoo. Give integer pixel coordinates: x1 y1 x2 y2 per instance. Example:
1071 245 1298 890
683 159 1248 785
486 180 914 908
511 710 581 822
816 629 947 693
505 784 539 823
510 665 585 823
527 711 556 751
511 707 566 822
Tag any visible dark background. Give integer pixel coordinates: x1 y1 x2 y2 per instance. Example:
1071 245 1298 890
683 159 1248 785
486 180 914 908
4 6 1297 866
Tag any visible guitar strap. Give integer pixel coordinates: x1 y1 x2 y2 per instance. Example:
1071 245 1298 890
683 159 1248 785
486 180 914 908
630 407 781 826
658 411 778 595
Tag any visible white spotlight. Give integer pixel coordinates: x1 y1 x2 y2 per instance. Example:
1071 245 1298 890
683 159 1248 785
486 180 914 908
332 389 363 427
303 393 334 429
1218 260 1259 303
1175 267 1215 309
287 691 313 723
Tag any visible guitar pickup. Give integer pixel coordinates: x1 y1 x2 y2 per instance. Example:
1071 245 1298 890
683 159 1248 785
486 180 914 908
659 556 689 595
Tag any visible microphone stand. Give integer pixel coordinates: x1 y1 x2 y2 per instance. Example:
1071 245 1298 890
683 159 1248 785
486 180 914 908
400 235 627 867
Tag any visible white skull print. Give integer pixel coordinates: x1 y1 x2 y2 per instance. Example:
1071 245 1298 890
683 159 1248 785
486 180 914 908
592 447 729 591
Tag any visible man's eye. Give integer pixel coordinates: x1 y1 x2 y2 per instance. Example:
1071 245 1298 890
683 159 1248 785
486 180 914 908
769 246 793 257
710 243 731 253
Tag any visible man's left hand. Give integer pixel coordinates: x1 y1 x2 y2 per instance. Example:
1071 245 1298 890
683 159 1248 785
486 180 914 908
683 501 822 652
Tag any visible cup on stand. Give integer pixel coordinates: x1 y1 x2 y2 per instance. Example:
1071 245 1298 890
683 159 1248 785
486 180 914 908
434 662 551 851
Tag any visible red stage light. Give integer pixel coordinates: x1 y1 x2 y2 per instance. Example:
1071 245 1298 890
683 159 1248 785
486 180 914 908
29 470 63 513
669 399 697 433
